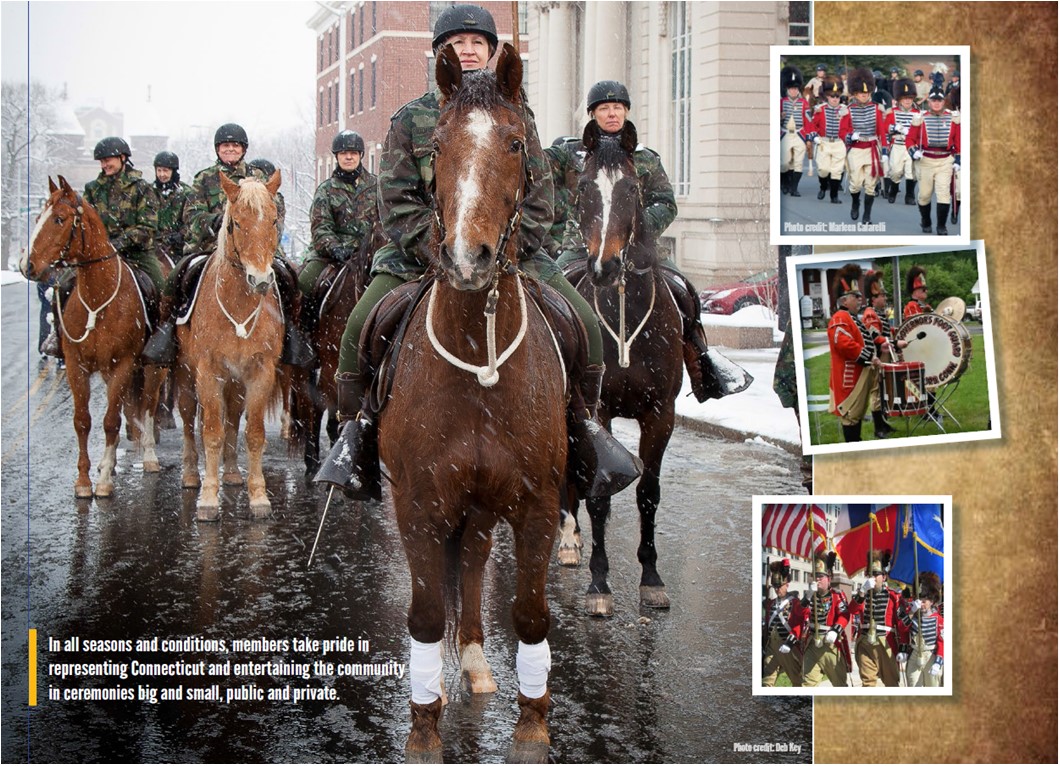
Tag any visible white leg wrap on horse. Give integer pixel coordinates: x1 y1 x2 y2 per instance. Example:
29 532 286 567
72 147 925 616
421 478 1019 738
516 639 551 699
409 638 444 704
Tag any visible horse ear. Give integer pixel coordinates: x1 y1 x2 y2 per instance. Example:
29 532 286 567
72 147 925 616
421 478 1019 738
219 171 240 203
49 177 59 194
581 121 599 153
621 121 638 154
436 43 463 102
265 169 281 196
495 43 523 103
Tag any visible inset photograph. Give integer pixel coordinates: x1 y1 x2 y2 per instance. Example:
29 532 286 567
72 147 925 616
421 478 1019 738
754 497 952 695
770 46 970 245
788 243 999 455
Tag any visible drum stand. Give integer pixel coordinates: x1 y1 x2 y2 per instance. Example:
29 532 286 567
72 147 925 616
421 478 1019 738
911 380 962 434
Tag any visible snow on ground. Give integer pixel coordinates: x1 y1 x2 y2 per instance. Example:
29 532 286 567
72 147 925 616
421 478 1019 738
1 268 26 286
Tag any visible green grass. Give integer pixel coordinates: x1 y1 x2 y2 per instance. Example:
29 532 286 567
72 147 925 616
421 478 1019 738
806 333 990 445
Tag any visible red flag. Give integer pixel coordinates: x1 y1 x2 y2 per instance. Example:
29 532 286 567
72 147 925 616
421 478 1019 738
762 504 827 558
833 504 899 576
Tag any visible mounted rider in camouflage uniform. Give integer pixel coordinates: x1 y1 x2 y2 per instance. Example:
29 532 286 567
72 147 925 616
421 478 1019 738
298 129 380 340
143 123 314 368
543 135 581 254
553 81 722 403
248 158 287 242
317 4 639 502
150 150 191 271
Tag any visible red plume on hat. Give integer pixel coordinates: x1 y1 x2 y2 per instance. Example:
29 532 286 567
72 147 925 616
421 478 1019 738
831 263 863 306
906 265 928 294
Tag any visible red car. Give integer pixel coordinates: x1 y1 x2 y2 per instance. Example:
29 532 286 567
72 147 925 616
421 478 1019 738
699 270 779 314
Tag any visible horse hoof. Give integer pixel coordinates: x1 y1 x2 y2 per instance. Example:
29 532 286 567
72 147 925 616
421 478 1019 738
249 499 272 518
75 484 93 499
639 585 671 609
182 473 201 489
143 460 161 473
222 471 244 486
195 505 220 523
404 745 443 764
461 669 498 695
585 593 614 617
94 482 114 498
557 545 581 567
507 741 549 764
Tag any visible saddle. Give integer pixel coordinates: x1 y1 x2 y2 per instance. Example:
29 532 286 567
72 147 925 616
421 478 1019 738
358 273 589 417
129 265 160 333
176 253 300 324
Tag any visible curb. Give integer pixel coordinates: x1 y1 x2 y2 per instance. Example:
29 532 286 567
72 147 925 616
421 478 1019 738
675 414 803 457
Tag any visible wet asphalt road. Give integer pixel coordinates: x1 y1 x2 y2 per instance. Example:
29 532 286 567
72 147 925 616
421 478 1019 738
1 281 810 764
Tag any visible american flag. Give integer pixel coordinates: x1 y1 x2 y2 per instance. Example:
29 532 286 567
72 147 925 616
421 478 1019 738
762 504 828 558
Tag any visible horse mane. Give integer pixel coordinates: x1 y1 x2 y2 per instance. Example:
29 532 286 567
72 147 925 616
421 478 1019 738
217 177 274 259
588 136 634 176
443 68 511 112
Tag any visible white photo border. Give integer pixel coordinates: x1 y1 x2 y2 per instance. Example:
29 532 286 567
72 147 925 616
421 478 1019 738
751 494 954 697
769 45 971 246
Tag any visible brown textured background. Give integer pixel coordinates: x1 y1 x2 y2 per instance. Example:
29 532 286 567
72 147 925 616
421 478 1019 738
812 3 1058 763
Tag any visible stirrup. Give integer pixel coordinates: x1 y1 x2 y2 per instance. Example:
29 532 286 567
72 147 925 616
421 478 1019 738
313 417 382 501
142 320 177 365
282 323 318 369
568 418 642 499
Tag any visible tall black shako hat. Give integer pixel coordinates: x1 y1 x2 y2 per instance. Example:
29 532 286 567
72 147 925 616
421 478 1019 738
831 263 863 306
906 265 928 295
769 558 792 588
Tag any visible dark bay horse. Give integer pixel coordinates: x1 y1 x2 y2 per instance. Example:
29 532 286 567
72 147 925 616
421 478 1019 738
561 123 684 617
380 44 565 762
21 176 163 498
175 171 285 519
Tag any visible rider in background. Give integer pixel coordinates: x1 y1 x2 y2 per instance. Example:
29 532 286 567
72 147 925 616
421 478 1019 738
151 150 191 271
323 3 639 501
298 130 380 343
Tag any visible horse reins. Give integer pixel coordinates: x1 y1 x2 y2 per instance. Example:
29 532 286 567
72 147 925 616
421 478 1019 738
213 206 278 339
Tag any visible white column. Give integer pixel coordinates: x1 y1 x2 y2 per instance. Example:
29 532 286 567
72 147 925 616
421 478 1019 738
545 2 574 141
581 0 598 106
592 1 626 82
537 4 551 135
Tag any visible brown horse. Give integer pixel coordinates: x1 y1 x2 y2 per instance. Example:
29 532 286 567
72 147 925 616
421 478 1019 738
561 123 685 616
380 45 565 762
175 171 284 520
20 176 163 498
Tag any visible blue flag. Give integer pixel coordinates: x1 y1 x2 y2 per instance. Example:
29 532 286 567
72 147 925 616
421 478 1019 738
889 504 945 587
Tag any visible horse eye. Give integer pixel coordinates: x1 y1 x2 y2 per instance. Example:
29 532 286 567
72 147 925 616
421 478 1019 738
54 216 63 224
509 139 523 153
432 141 441 154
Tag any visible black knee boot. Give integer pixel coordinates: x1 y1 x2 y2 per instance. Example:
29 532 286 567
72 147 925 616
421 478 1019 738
829 177 842 203
918 204 933 233
568 365 642 499
781 170 791 195
873 410 895 438
904 180 916 205
936 204 950 236
842 423 862 442
275 273 318 369
313 371 382 501
862 194 875 224
850 192 861 221
299 288 321 348
144 255 202 366
886 179 898 203
789 172 802 197
817 175 828 200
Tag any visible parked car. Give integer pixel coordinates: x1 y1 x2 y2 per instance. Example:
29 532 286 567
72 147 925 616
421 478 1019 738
965 299 982 321
698 269 779 314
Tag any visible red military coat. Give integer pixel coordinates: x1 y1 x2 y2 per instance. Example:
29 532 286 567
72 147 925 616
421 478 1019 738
828 308 873 416
907 109 961 158
848 586 907 654
799 103 844 142
763 593 805 640
780 96 812 132
903 299 932 320
793 588 852 667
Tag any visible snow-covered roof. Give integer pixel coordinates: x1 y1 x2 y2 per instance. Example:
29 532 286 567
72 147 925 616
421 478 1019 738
124 98 167 138
50 101 86 137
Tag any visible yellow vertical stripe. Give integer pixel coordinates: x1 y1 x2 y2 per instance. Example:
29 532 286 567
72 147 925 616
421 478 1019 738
28 629 37 706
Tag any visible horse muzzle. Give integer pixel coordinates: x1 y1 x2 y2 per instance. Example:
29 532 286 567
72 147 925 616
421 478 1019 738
439 243 494 291
245 268 275 294
588 253 623 288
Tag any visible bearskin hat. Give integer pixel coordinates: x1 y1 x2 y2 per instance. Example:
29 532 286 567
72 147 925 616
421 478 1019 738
869 549 892 576
820 76 843 99
894 78 917 101
831 263 863 305
769 558 792 587
918 571 942 604
781 66 804 95
863 270 885 300
814 551 836 578
928 83 947 101
906 265 928 295
847 67 876 96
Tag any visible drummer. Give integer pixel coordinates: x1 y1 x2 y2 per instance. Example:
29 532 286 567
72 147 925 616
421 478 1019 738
827 263 882 442
862 271 908 438
903 265 932 318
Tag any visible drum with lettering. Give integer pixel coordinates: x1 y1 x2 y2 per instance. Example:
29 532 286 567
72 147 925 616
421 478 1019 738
879 361 928 417
895 312 972 387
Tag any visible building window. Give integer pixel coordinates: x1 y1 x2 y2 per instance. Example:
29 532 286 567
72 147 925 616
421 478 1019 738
371 2 377 36
318 89 324 127
426 55 435 89
349 74 356 116
328 26 334 65
788 2 811 45
371 60 377 108
318 37 324 71
359 3 365 45
327 83 333 124
670 1 692 196
359 67 364 112
428 1 447 31
349 11 354 50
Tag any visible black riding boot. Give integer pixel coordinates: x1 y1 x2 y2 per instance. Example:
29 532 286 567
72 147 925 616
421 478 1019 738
861 194 875 224
850 192 861 221
918 204 933 233
817 175 828 200
842 423 862 442
935 203 950 236
143 295 177 365
873 410 895 439
684 329 726 403
886 178 898 203
274 274 318 369
298 288 321 349
829 177 842 203
788 172 802 197
781 170 790 195
568 364 642 499
313 371 382 501
904 179 916 205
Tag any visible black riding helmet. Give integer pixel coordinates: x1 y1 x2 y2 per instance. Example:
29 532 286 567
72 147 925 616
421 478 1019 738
214 123 249 148
94 136 132 160
248 158 276 177
332 130 365 154
586 80 631 114
431 4 498 56
153 151 179 170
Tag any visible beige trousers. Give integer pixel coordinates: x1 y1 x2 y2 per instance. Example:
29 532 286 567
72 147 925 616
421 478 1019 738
916 155 954 204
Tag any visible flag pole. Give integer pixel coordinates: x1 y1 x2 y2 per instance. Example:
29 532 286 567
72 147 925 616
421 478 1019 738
910 504 925 651
809 504 819 642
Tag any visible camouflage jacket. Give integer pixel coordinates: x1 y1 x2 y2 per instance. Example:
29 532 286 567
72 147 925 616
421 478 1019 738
373 86 554 280
310 167 379 260
555 137 678 255
544 138 582 254
182 159 268 256
83 166 157 257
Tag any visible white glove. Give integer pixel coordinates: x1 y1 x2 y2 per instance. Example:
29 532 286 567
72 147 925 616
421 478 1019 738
779 643 791 655
850 131 862 141
825 629 838 643
862 577 875 594
881 154 890 174
929 659 943 676
896 652 908 664
768 586 777 600
813 135 822 145
913 149 924 160
897 124 909 136
953 162 960 172
810 582 818 593
908 600 921 614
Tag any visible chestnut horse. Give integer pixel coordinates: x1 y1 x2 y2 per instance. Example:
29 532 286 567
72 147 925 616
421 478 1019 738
380 45 565 762
175 171 284 519
560 124 684 616
21 176 163 498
